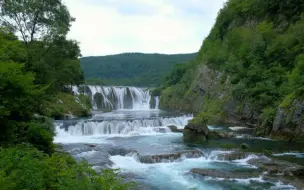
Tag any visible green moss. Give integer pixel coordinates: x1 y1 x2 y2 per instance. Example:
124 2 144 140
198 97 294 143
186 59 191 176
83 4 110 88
192 95 227 125
280 93 296 108
260 107 276 127
44 92 92 119
0 145 134 190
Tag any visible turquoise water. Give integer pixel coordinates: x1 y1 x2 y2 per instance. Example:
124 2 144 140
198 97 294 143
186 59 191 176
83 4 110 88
54 110 303 190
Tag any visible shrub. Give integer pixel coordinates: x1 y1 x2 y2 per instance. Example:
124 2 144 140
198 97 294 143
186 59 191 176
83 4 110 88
0 145 134 190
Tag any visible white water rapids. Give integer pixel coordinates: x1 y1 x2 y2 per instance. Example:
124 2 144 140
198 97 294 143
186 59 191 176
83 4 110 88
72 85 160 110
55 115 193 137
55 85 298 190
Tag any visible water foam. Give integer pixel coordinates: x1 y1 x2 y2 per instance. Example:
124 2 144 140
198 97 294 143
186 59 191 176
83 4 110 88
109 152 289 190
56 115 192 137
273 152 304 158
73 85 158 110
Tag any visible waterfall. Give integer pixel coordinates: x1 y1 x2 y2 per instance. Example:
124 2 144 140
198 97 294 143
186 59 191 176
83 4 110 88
155 96 160 109
56 115 193 136
73 85 159 110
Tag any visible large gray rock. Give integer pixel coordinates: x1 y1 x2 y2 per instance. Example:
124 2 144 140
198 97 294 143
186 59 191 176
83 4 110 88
183 122 235 143
190 168 259 179
247 157 304 177
216 151 261 161
139 150 201 164
208 131 235 139
167 125 183 133
183 122 209 143
271 99 304 141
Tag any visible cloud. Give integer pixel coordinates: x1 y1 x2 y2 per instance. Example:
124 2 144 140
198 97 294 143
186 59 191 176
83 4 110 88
63 0 226 56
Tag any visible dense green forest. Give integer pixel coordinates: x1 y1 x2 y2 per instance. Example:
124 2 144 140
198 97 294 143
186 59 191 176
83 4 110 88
81 53 196 86
159 0 304 140
0 0 131 189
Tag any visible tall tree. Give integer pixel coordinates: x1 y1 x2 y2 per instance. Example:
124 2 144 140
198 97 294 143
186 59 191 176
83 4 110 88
0 0 73 44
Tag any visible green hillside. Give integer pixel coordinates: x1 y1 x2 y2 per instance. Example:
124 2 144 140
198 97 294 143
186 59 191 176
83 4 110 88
80 53 196 87
159 0 304 140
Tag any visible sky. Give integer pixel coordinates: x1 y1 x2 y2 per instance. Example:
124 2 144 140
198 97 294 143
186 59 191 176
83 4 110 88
63 0 227 56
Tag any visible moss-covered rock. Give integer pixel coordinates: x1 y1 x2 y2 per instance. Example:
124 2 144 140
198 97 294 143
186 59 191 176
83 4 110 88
183 121 210 143
270 99 304 141
44 92 92 119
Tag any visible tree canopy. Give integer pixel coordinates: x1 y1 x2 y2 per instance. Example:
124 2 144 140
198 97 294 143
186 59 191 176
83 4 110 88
81 53 196 87
0 0 131 189
160 0 304 137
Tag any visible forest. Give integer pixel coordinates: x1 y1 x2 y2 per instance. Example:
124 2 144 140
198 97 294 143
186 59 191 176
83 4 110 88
0 0 131 189
81 53 196 86
159 0 304 139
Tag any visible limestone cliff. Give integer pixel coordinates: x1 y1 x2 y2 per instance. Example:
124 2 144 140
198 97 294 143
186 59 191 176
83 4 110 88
159 0 304 140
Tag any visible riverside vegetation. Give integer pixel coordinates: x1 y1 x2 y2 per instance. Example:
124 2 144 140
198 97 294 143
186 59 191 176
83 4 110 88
0 0 132 189
157 0 304 142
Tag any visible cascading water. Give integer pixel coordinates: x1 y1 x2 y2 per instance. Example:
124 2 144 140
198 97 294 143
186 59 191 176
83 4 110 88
55 115 193 137
154 96 160 109
72 85 158 110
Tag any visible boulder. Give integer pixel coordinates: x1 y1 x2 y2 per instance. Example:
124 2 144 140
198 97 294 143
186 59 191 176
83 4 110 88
85 144 97 148
247 157 304 177
108 147 138 156
270 99 304 141
185 122 209 133
190 168 259 179
216 151 259 161
208 131 235 139
139 150 201 164
241 143 250 150
183 123 209 143
167 125 183 133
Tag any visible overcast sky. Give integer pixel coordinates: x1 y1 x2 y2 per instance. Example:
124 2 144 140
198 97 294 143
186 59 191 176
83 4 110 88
63 0 227 56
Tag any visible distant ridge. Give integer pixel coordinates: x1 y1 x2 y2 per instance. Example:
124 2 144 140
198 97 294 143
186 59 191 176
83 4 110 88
80 52 196 87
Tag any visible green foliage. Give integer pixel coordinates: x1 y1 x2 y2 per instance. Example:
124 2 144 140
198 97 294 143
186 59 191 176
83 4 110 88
0 2 131 189
190 112 210 125
44 92 92 119
0 62 46 144
0 145 133 190
288 54 304 97
85 78 105 85
0 27 26 62
280 93 296 108
260 107 276 130
80 53 196 87
0 0 73 43
160 0 304 135
159 60 199 110
0 0 84 148
191 97 226 125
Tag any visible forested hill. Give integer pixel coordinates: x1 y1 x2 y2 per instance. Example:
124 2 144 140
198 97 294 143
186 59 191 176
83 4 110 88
80 53 196 86
159 0 304 141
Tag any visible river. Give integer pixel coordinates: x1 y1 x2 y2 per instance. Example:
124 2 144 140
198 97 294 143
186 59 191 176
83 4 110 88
54 86 304 190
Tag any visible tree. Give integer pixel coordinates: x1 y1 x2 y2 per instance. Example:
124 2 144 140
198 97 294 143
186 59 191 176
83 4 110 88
0 62 45 143
0 0 73 44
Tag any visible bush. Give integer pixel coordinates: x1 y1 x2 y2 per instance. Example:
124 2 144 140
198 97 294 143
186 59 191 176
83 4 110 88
44 92 92 119
0 145 134 190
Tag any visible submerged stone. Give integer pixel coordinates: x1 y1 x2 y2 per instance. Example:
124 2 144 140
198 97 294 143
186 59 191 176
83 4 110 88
139 150 201 164
190 168 260 179
167 125 183 133
241 143 250 150
208 131 235 139
216 151 259 161
183 122 209 143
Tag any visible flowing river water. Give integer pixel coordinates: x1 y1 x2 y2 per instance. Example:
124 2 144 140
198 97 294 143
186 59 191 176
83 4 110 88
54 86 304 190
